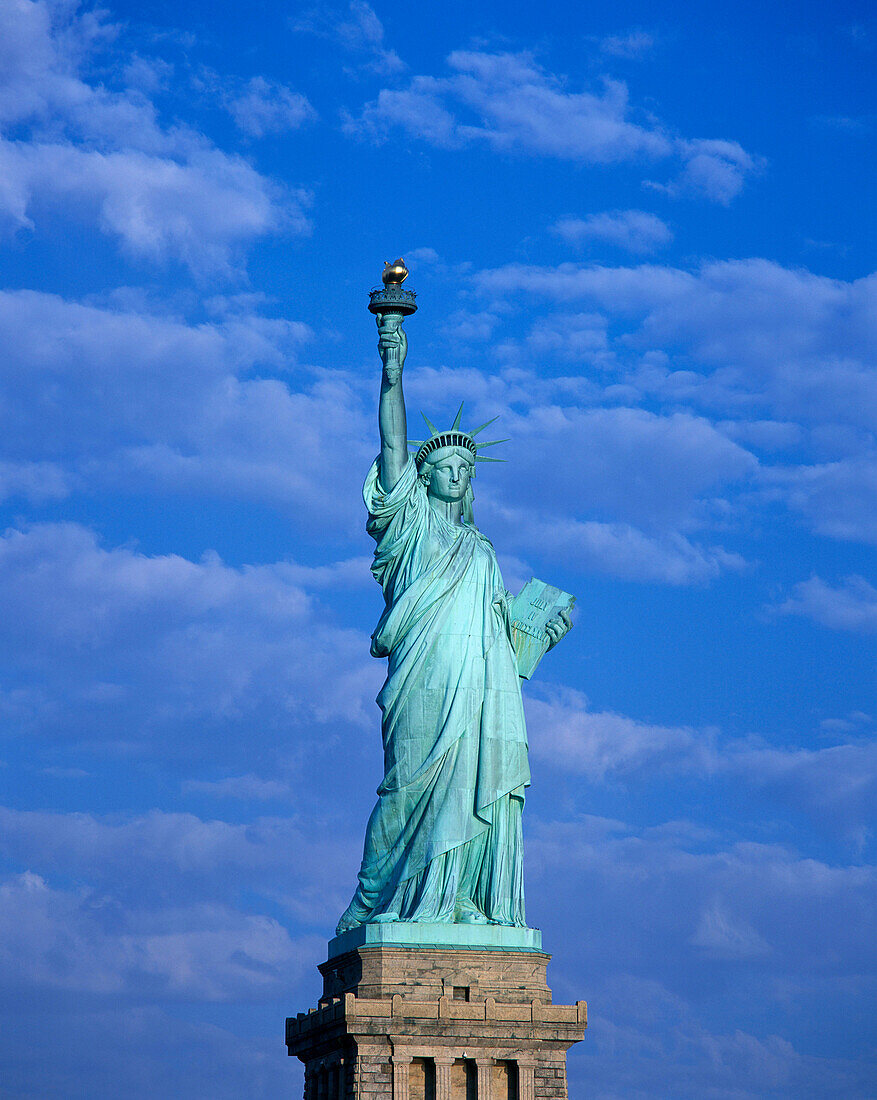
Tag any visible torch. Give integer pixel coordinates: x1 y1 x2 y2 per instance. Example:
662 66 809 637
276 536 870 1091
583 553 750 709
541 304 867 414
368 258 417 370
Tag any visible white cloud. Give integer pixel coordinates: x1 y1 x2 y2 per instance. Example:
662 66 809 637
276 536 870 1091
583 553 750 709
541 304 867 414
524 689 877 843
182 774 291 800
498 404 758 529
0 287 764 572
0 140 299 274
0 289 383 519
473 257 877 545
766 458 877 545
528 814 877 970
294 1 405 75
0 457 70 501
730 739 877 849
599 31 656 59
402 361 602 415
820 711 872 733
440 308 502 344
777 575 877 632
672 137 760 204
0 0 305 273
0 798 363 932
526 687 713 778
498 311 612 364
0 0 124 134
716 418 803 452
350 50 672 163
526 812 877 1060
346 75 460 146
570 972 872 1100
690 899 770 958
3 791 866 1100
347 49 758 200
0 285 764 584
476 257 692 309
0 522 381 754
0 871 310 1001
225 76 316 138
520 805 877 1099
0 805 355 905
495 506 746 584
474 261 877 423
553 209 673 253
122 53 173 94
404 374 757 581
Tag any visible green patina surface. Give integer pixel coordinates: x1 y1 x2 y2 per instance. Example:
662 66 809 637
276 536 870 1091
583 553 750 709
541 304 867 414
334 276 573 949
329 921 543 958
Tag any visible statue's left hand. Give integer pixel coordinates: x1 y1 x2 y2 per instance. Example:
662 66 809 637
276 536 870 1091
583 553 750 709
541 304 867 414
545 609 573 651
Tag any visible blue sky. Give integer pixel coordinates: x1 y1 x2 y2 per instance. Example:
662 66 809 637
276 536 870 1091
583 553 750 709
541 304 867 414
0 0 874 1096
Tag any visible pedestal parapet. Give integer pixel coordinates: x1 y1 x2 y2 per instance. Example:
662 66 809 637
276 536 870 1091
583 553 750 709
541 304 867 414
329 921 543 957
286 939 586 1098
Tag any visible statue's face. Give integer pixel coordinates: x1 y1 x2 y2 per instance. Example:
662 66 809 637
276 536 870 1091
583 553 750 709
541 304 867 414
425 448 472 503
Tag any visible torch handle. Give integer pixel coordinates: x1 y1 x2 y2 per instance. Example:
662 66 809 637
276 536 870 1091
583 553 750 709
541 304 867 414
376 311 406 377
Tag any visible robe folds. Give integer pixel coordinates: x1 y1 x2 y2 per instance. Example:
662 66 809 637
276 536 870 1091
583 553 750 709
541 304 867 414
336 456 530 930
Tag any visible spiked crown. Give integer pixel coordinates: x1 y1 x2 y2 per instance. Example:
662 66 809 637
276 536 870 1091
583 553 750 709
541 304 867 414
409 403 507 471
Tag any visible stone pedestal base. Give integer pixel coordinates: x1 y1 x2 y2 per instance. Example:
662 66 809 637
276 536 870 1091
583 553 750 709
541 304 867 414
286 940 586 1098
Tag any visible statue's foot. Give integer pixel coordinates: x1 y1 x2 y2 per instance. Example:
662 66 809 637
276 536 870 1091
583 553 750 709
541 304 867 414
371 911 401 923
456 909 489 925
335 906 364 935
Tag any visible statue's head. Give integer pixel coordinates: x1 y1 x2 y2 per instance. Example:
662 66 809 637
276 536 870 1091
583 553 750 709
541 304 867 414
419 445 475 503
411 404 507 524
412 405 506 473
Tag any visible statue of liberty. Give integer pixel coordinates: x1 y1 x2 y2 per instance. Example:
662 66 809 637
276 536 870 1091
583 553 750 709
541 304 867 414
336 265 572 934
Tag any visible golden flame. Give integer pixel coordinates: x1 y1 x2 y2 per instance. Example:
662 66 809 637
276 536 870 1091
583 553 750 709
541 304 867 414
382 258 409 285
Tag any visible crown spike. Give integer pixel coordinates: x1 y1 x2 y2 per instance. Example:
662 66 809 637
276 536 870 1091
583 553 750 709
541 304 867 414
412 406 509 469
469 416 499 437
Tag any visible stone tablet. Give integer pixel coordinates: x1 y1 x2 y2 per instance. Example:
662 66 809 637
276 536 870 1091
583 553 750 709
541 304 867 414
510 579 577 679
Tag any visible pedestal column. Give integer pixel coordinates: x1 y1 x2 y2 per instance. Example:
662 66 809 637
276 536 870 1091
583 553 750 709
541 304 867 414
434 1055 454 1100
517 1061 536 1100
392 1054 411 1100
476 1059 493 1100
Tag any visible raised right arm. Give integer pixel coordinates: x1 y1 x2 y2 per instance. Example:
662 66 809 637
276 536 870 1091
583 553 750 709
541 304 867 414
377 315 409 492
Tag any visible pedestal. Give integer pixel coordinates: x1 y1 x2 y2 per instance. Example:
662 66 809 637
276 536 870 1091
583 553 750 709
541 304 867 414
286 928 586 1098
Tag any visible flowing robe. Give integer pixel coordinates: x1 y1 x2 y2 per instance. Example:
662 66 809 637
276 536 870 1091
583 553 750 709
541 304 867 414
337 456 530 929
